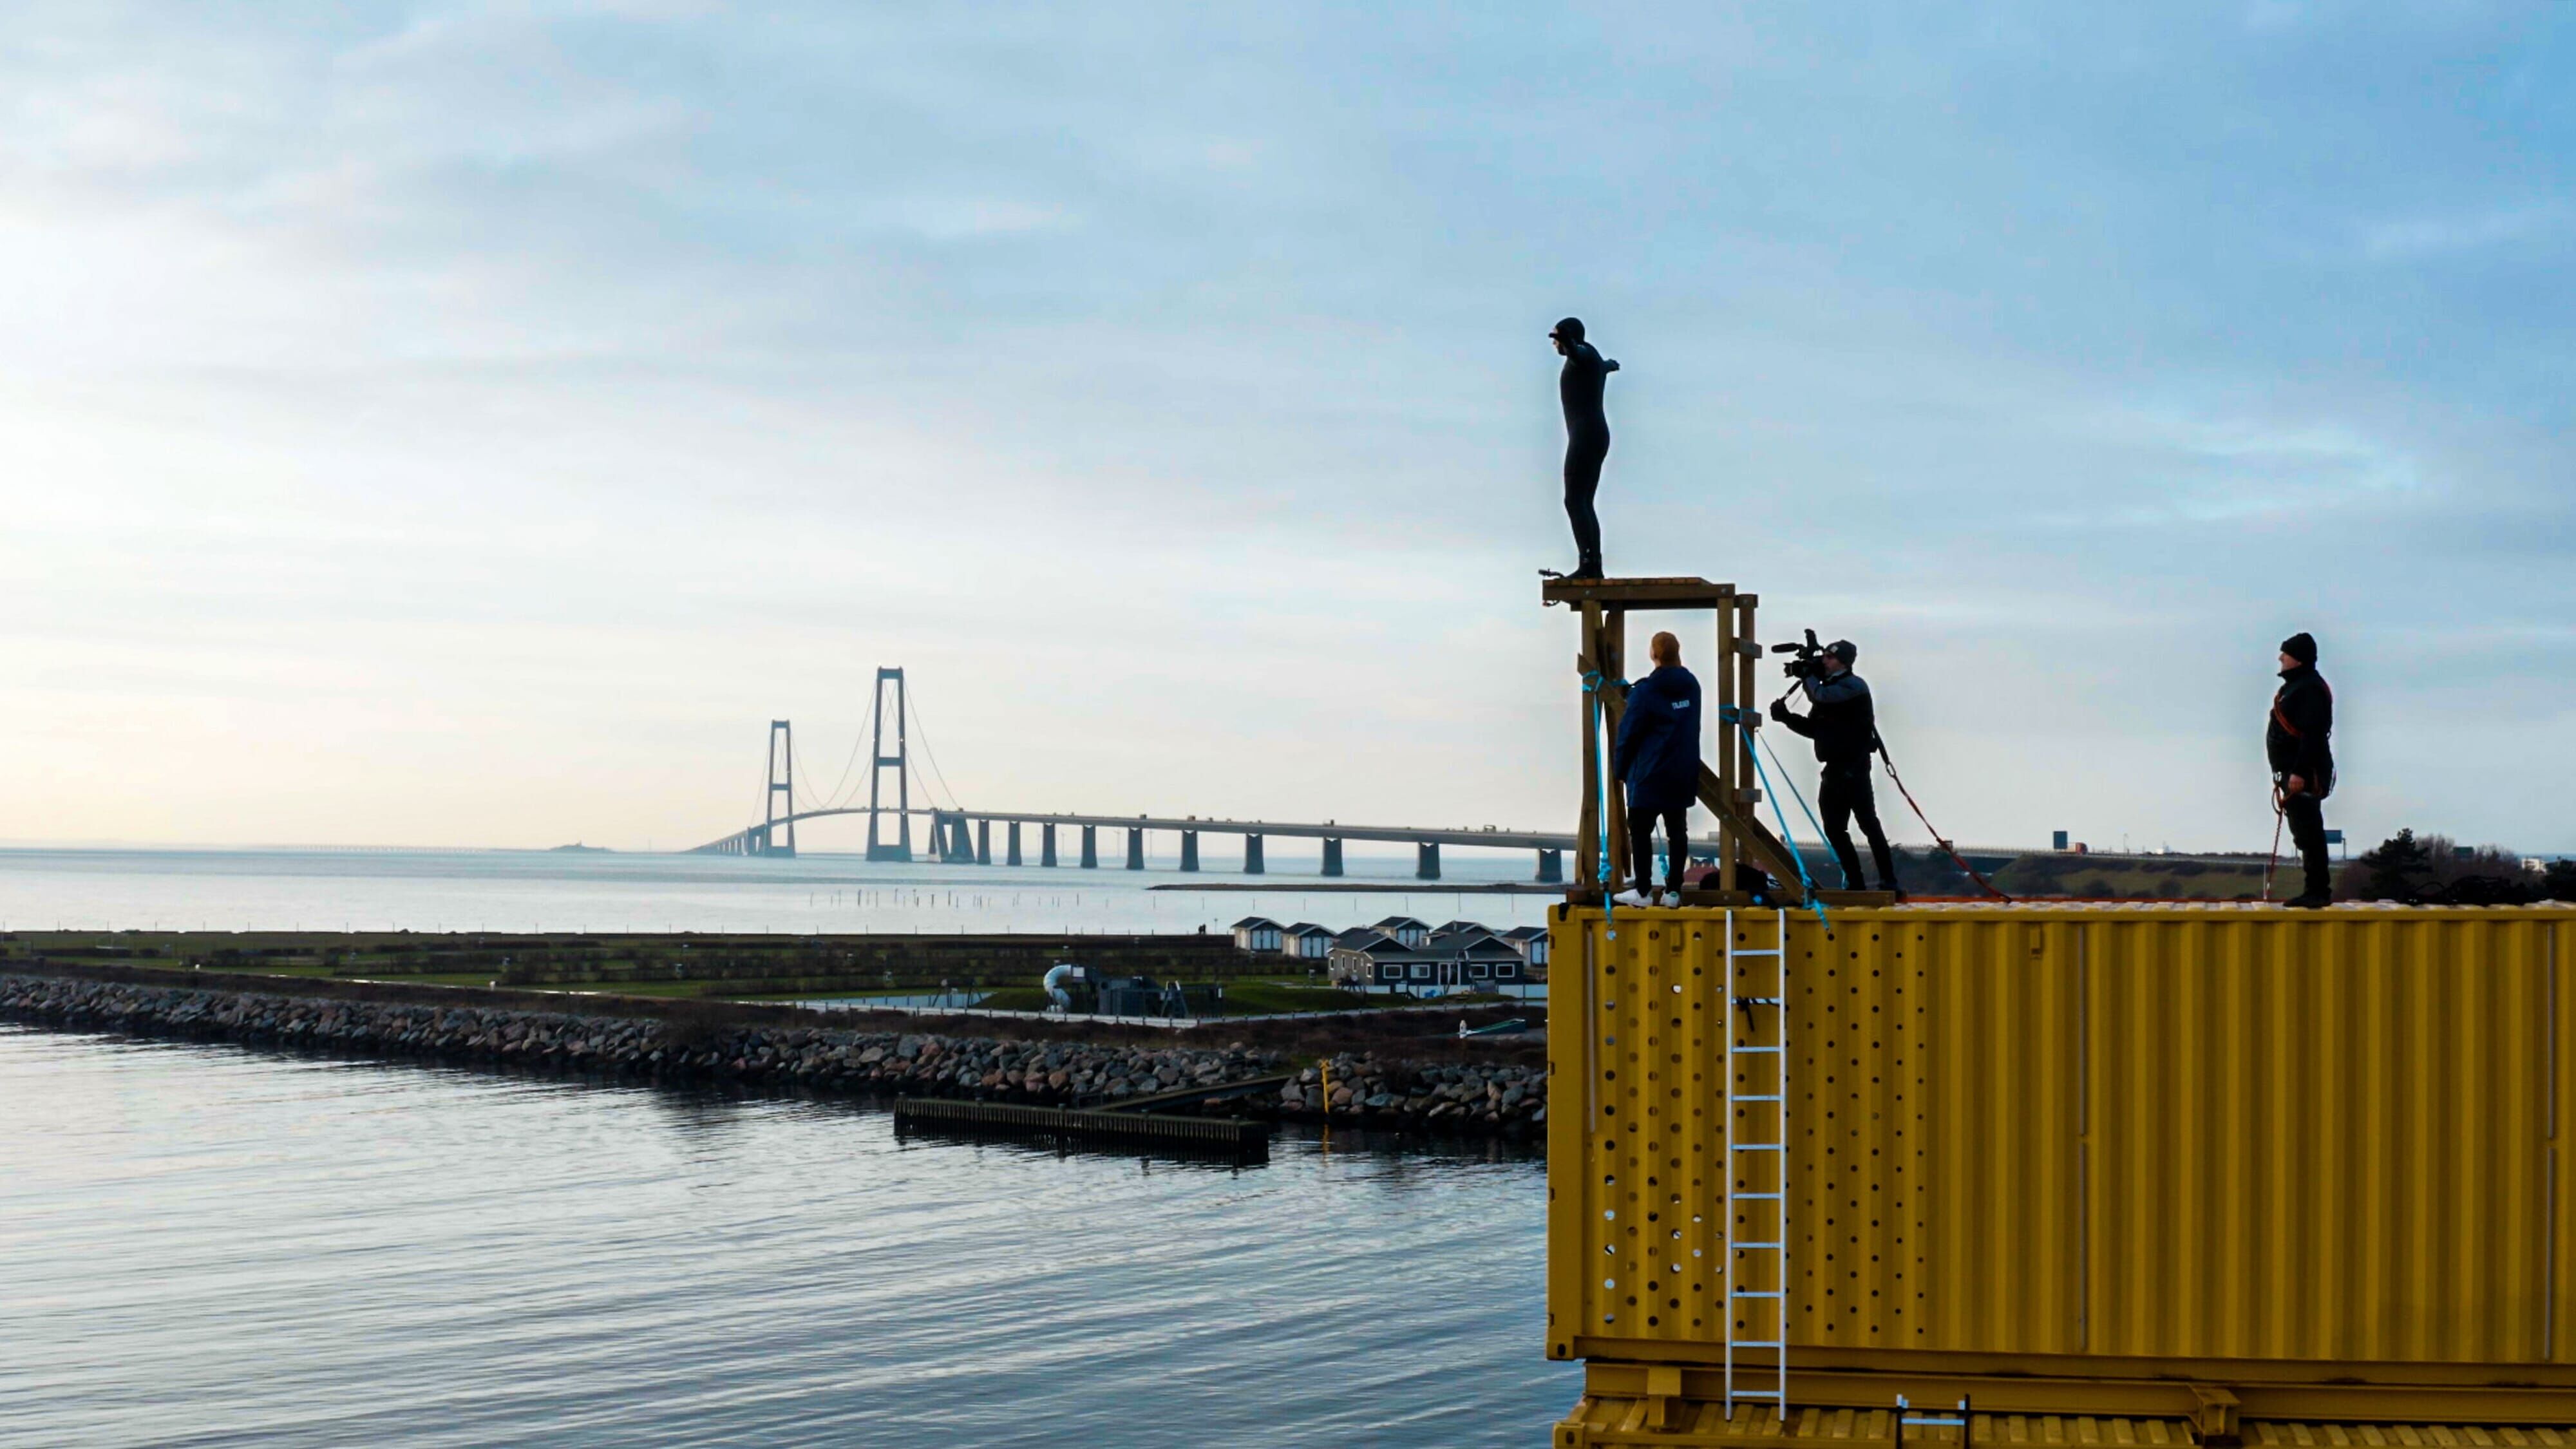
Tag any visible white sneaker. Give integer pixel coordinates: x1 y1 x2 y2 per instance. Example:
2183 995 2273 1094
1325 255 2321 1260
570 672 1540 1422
1611 889 1653 907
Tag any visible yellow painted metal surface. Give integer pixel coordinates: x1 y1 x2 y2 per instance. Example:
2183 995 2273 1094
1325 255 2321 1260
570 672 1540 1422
1553 1400 2194 1446
1551 1396 2576 1448
1545 902 2576 1420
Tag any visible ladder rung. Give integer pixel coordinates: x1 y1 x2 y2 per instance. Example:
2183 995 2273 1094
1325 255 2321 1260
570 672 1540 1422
1731 1291 1785 1299
1733 1241 1783 1249
1733 1045 1783 1054
1734 1191 1782 1200
1728 1389 1786 1399
1736 996 1783 1005
1731 1340 1785 1350
1732 1144 1783 1152
1733 1094 1782 1102
1731 949 1782 957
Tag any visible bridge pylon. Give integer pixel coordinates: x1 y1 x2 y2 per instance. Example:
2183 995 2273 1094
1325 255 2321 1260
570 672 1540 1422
762 719 797 858
865 667 914 862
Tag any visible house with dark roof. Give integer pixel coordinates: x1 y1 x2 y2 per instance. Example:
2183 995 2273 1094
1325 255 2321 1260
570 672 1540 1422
1329 927 1533 996
1368 916 1431 948
1500 924 1551 970
1279 922 1336 961
1326 932 1417 990
1231 916 1283 953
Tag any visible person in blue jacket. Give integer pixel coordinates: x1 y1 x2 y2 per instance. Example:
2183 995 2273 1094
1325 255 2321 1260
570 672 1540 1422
1612 630 1701 905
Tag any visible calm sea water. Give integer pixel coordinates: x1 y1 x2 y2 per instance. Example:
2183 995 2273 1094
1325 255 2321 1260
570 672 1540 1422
0 1027 1570 1447
0 847 1558 938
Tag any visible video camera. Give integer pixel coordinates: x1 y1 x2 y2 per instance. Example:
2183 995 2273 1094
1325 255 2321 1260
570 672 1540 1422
1771 628 1827 681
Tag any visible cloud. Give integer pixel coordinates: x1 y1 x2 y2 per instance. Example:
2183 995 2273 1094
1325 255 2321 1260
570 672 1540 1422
0 2 2571 854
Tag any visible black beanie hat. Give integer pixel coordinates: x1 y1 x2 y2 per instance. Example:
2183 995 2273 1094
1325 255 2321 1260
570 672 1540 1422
1550 316 1585 343
2281 632 2318 665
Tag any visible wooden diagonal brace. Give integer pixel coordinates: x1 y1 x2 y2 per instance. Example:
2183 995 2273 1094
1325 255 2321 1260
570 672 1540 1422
1696 761 1806 895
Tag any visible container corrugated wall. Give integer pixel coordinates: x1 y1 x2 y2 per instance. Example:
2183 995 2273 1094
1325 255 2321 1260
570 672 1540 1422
1546 904 2576 1386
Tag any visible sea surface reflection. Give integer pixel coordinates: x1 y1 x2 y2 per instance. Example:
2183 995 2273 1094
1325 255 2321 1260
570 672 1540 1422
0 1027 1571 1447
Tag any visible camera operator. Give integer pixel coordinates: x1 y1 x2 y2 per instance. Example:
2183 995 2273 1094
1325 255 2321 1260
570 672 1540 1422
1768 639 1903 898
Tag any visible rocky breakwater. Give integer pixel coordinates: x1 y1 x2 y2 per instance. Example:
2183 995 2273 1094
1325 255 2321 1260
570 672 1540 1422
1275 1052 1544 1136
0 974 1278 1103
0 974 1544 1137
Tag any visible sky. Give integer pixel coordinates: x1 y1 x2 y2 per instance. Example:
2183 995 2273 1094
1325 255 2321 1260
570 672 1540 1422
1 2 2570 856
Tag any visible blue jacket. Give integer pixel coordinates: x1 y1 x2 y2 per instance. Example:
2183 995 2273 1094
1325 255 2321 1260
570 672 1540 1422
1613 665 1703 812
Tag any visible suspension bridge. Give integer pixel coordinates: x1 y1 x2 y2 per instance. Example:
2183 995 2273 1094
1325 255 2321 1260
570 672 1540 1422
689 667 1575 881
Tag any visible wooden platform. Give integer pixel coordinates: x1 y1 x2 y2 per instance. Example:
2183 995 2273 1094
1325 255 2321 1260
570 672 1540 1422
1541 575 1750 610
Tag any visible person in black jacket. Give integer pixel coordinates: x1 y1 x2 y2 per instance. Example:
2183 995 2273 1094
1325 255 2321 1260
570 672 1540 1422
1768 640 1902 897
2268 631 2336 908
1612 631 1700 905
1550 317 1619 580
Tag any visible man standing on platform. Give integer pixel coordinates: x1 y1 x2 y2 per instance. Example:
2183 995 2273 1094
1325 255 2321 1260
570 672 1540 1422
1549 317 1618 580
1613 631 1700 906
2268 631 2336 908
1769 640 1902 898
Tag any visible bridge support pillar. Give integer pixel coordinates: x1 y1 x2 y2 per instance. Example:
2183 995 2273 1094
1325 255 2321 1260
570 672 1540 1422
976 819 991 865
1126 828 1145 870
1081 826 1098 869
1007 822 1023 867
1244 834 1264 875
1536 848 1563 884
1322 838 1342 876
1043 823 1058 867
1416 841 1441 880
1180 831 1199 871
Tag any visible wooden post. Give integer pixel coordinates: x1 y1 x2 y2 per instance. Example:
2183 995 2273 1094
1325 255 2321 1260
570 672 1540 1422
1602 607 1631 893
1736 596 1759 843
1575 601 1605 895
1716 599 1739 891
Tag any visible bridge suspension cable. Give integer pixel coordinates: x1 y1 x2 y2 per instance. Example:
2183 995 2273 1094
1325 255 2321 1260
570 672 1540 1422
905 687 965 812
811 688 882 815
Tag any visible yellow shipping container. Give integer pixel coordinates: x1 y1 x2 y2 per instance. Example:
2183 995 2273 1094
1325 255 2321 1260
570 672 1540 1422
1545 901 2576 1442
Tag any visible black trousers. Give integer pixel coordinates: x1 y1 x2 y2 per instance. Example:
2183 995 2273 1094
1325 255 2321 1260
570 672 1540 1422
1564 426 1607 571
1625 799 1685 895
1819 760 1898 892
2282 791 2330 896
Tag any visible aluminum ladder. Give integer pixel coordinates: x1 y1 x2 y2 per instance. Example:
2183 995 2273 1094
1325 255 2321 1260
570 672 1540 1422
1724 907 1791 1420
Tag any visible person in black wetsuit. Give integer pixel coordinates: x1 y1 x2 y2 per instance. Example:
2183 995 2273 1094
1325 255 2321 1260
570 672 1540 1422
1768 640 1902 897
2266 631 2336 908
1550 317 1618 580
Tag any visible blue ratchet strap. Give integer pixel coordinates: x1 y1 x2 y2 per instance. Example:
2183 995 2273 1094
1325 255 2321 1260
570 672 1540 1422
1758 728 1833 865
1743 723 1831 933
